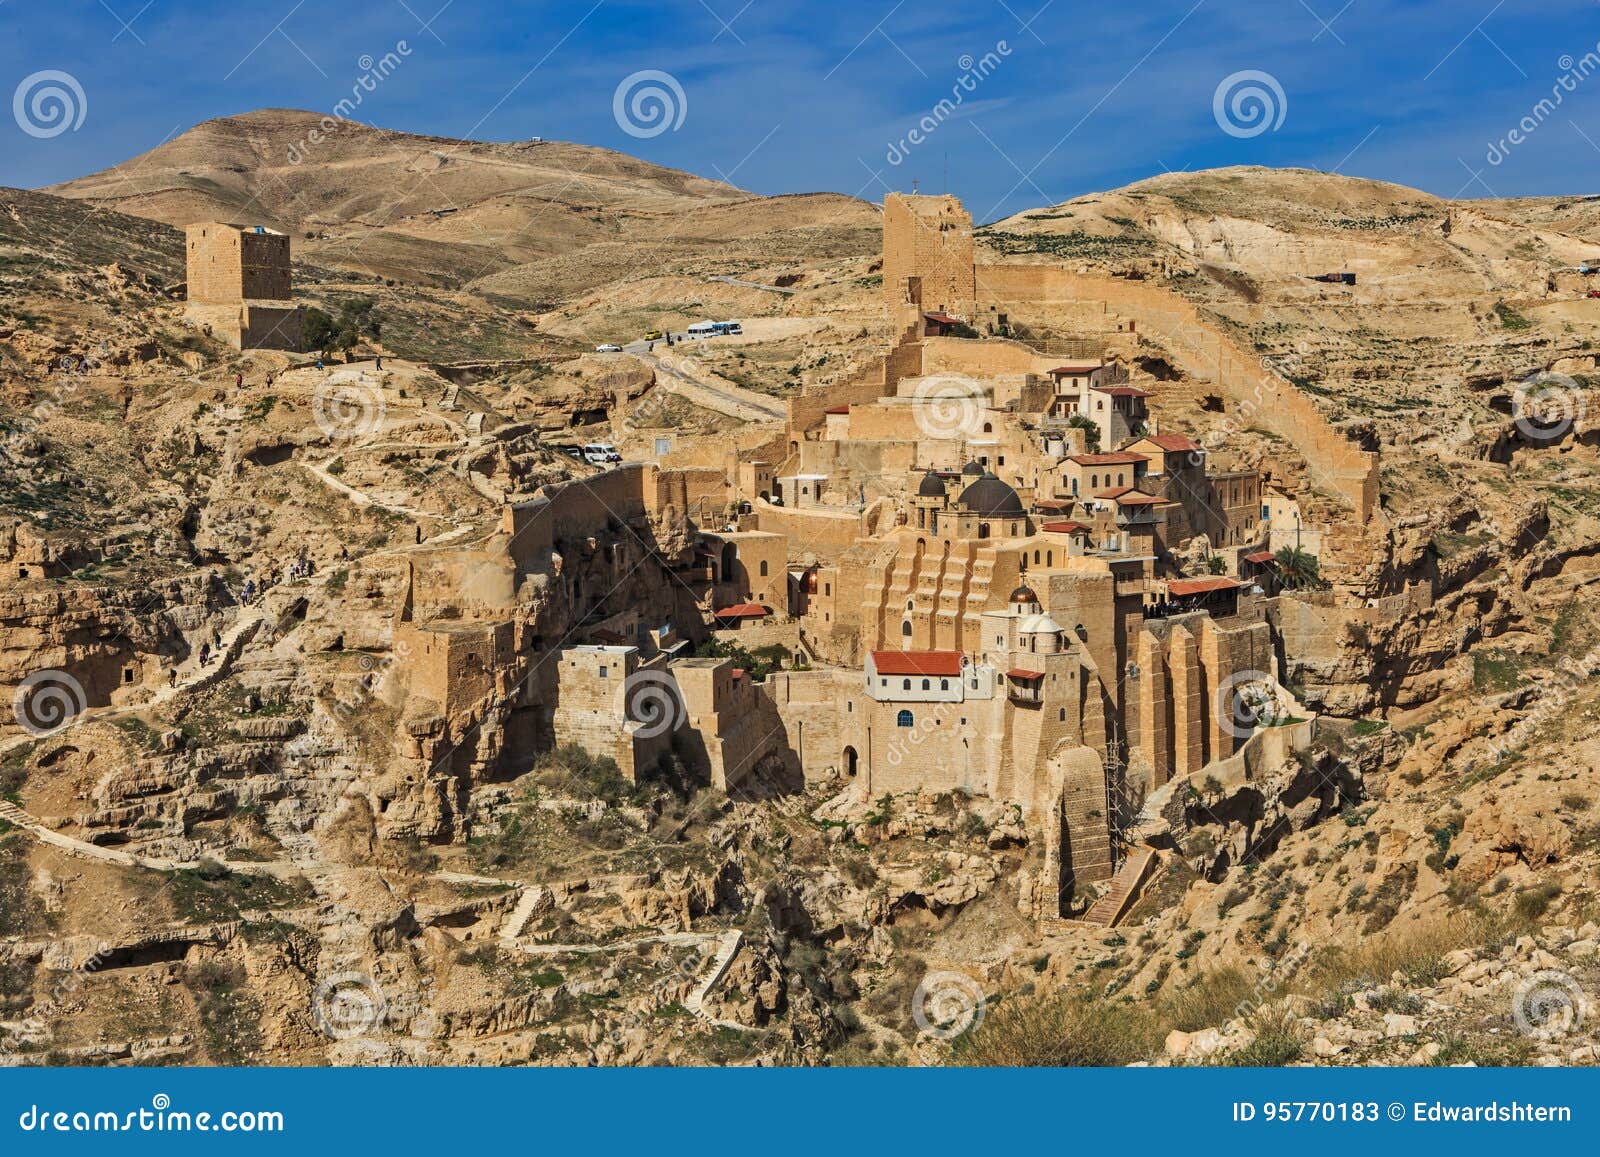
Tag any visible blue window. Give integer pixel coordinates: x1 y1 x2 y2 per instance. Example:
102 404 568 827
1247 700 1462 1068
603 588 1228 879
896 710 914 728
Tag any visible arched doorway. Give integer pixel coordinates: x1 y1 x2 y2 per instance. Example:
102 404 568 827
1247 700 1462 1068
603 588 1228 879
843 745 858 777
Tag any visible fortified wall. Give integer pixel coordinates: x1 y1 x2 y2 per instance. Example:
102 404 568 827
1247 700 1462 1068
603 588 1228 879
974 265 1380 522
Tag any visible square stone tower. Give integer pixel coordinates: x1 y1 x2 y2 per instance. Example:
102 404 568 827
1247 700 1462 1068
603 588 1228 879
881 193 976 322
183 222 301 350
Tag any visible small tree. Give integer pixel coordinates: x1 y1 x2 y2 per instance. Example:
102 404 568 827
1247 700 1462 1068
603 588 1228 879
1274 546 1324 591
1066 413 1101 452
301 297 380 359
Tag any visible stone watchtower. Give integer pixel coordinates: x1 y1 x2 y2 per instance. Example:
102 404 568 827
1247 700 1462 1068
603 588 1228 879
881 193 977 322
183 222 302 351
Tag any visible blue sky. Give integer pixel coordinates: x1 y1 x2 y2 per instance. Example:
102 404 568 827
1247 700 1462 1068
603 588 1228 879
2 0 1598 221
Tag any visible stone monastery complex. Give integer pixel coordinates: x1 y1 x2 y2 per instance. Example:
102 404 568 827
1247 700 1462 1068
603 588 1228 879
248 194 1367 927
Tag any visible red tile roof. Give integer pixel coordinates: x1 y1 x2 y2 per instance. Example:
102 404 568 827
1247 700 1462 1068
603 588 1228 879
1041 519 1091 534
1006 668 1045 681
1067 452 1148 466
1092 385 1152 398
824 404 850 415
1166 577 1242 597
1243 550 1276 565
923 311 962 326
1049 363 1103 375
713 602 769 618
870 649 964 677
1139 434 1204 453
1033 498 1075 512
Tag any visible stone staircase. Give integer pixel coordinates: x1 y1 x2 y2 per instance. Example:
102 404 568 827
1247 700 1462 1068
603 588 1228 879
498 885 550 946
1080 848 1158 928
683 930 748 1028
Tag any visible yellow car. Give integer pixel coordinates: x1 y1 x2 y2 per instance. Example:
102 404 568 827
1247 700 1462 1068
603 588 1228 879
643 329 663 341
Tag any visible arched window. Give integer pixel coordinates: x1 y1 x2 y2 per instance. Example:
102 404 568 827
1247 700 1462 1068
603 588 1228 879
1059 708 1067 721
1091 474 1099 489
902 619 913 637
940 679 949 691
1033 550 1040 564
983 422 993 433
921 679 930 691
978 522 990 539
1047 551 1053 566
759 560 768 576
902 678 911 691
896 710 914 728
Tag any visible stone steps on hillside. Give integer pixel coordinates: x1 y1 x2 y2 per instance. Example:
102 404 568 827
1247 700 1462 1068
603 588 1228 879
1080 848 1158 927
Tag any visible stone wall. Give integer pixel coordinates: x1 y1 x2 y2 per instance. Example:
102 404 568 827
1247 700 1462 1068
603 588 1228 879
974 264 1380 521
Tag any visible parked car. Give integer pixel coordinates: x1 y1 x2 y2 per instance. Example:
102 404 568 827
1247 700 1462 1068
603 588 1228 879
595 343 622 353
581 442 621 466
643 329 662 341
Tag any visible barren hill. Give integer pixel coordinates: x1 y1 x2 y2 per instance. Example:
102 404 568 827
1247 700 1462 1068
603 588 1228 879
46 109 880 291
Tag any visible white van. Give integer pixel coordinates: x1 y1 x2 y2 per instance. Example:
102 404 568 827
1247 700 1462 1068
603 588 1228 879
582 442 621 466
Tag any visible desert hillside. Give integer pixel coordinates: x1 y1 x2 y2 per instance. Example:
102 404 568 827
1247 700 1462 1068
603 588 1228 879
47 109 881 292
3 123 1600 1070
